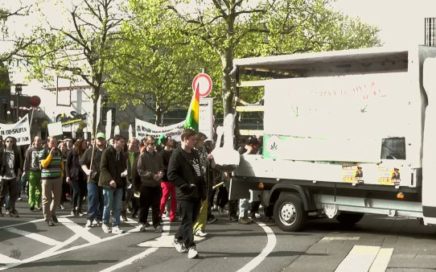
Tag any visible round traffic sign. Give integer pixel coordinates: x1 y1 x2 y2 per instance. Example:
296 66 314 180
192 73 212 97
30 96 41 107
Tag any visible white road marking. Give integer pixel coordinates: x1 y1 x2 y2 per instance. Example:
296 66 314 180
335 246 380 272
236 221 277 272
369 248 394 272
0 218 45 230
6 227 61 246
58 217 101 243
0 234 80 270
321 236 360 241
100 223 171 272
0 254 20 264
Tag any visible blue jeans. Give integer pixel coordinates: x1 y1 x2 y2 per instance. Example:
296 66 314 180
102 187 123 227
87 182 103 221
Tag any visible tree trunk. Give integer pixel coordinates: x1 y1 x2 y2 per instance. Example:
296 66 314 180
155 108 163 126
221 49 235 116
91 87 100 138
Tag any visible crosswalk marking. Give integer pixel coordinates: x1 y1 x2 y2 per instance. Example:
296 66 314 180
6 227 61 246
369 248 394 272
101 223 171 272
0 254 20 264
58 217 101 243
321 236 360 241
335 246 380 272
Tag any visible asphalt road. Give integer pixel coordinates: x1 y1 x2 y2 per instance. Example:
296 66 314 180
1 199 436 272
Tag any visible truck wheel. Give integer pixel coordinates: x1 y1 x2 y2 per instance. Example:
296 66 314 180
336 212 364 226
273 193 305 232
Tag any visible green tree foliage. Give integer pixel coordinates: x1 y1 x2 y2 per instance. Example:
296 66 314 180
168 0 380 116
25 0 126 136
106 0 221 124
0 5 33 62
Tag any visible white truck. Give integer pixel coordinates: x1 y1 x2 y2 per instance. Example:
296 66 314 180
229 45 436 231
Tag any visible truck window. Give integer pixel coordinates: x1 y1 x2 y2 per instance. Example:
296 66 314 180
381 137 406 160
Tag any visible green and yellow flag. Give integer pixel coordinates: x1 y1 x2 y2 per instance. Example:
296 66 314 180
184 85 200 131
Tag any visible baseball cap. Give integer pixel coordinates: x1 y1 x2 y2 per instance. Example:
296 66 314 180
96 132 106 139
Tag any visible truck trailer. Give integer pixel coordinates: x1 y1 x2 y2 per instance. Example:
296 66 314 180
229 45 436 231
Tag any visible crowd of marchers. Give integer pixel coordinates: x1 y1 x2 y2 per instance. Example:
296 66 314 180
0 130 268 259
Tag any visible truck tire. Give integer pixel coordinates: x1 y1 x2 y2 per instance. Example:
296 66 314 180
336 212 364 226
273 193 306 232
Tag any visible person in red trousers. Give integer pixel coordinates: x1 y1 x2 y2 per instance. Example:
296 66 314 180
159 136 177 222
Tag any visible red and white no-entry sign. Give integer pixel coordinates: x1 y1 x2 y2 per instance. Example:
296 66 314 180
192 73 212 97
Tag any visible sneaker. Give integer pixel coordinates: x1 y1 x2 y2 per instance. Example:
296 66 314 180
139 224 147 232
229 215 238 222
70 210 76 216
85 220 92 229
187 246 199 259
238 217 253 224
60 204 65 210
9 210 19 218
102 224 112 233
121 211 128 222
112 226 125 234
30 206 35 211
154 225 163 233
47 219 55 227
52 215 59 224
173 239 187 253
194 230 207 237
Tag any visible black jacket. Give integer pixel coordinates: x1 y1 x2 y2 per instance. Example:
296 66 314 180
167 146 206 201
98 145 127 189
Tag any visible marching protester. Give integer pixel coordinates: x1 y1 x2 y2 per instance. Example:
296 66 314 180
23 136 44 211
236 136 260 224
126 137 140 219
137 135 165 232
65 138 87 216
40 136 63 226
58 140 69 210
81 132 106 229
193 133 215 237
99 134 127 234
159 136 177 223
168 129 206 259
0 136 22 217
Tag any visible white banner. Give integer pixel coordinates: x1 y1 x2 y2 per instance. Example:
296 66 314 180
48 122 63 137
135 119 184 140
0 114 31 146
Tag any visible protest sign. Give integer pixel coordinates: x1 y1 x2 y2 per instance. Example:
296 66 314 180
0 114 31 146
48 122 63 137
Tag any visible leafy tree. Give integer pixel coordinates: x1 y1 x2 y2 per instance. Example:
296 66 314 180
25 0 126 137
168 0 380 116
106 0 221 125
0 5 33 62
